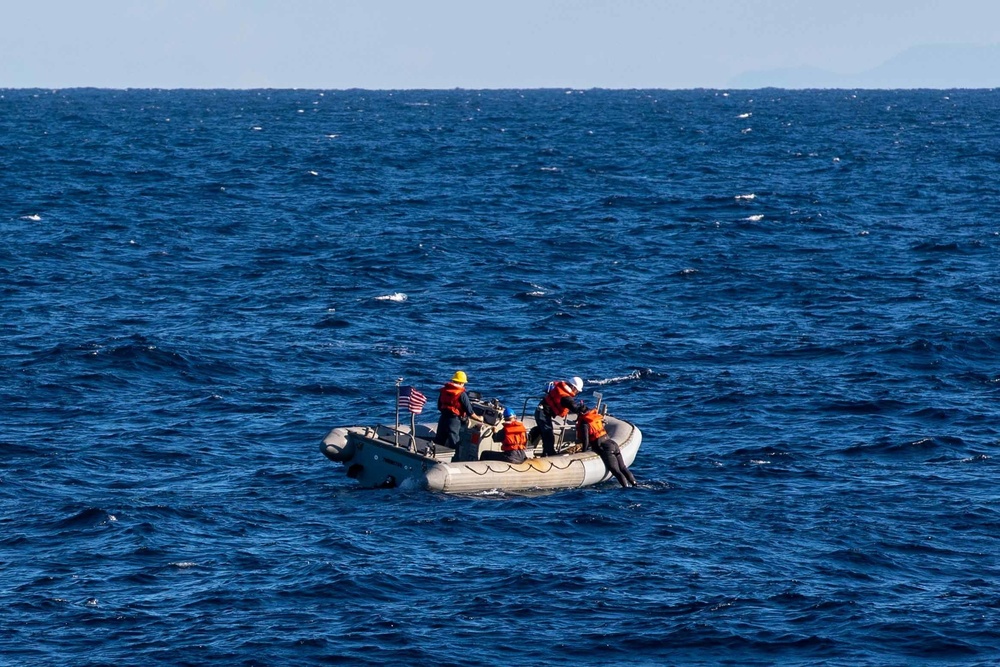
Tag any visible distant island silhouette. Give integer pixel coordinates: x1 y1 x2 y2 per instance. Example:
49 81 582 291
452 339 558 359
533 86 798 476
729 43 1000 89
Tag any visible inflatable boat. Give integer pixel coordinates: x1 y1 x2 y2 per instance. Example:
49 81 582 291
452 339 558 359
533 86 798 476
319 392 641 493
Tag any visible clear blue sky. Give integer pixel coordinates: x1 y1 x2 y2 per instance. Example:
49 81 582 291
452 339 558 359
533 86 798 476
4 0 999 89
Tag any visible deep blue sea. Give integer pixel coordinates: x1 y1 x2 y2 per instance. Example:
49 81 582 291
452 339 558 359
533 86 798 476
2 88 999 665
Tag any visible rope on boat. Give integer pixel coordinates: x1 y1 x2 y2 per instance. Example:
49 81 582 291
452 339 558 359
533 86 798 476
463 457 580 476
466 463 516 476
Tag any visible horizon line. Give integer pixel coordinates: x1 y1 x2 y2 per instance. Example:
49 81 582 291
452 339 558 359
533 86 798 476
3 85 998 92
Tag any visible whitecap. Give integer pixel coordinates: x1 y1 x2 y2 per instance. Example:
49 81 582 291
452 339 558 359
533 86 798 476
741 127 752 134
524 291 546 297
750 459 771 465
308 170 319 176
398 476 426 491
742 214 765 222
540 166 559 172
326 134 339 139
734 193 755 200
475 488 506 496
21 214 42 221
170 562 198 568
375 292 407 302
251 126 263 131
589 369 652 386
737 112 752 119
373 343 413 356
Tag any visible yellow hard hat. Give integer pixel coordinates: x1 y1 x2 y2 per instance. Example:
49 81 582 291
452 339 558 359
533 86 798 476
451 370 468 384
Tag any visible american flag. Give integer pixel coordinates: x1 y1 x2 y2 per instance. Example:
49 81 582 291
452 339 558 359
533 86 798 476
397 386 427 414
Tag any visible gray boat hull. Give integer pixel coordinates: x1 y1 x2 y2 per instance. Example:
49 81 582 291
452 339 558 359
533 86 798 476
320 412 641 493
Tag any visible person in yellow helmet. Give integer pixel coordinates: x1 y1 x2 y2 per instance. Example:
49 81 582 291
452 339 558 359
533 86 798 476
432 370 481 451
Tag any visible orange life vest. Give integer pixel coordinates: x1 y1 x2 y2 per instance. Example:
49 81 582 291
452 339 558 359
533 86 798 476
544 381 577 418
438 382 467 417
577 409 607 442
502 419 528 451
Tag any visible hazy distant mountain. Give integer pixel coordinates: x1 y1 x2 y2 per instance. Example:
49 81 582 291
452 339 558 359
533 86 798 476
729 43 1000 89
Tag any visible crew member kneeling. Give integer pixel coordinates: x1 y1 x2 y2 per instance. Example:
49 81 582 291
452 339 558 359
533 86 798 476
481 407 528 464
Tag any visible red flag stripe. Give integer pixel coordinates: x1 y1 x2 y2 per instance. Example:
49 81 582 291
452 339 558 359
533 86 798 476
398 386 427 414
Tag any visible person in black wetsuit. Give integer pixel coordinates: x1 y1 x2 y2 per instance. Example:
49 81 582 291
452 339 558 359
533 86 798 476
576 403 636 488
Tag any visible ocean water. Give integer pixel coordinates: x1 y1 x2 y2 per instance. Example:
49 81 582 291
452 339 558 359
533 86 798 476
2 88 999 665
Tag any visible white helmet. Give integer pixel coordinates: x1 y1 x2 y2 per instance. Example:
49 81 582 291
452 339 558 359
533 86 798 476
569 376 584 392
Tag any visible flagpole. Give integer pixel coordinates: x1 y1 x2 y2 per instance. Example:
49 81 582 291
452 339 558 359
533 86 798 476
409 411 417 452
395 377 402 448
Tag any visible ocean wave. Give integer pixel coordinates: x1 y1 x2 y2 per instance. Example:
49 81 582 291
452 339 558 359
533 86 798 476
588 368 656 386
52 507 116 529
4 88 1000 666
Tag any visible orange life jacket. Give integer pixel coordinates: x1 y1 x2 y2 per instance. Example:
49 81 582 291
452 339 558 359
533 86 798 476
544 381 576 418
438 382 467 417
577 409 607 442
502 419 528 451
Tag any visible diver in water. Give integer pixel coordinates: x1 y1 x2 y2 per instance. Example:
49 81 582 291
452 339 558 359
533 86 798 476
575 403 637 488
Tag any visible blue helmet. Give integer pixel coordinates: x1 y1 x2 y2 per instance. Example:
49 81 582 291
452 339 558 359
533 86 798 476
503 407 516 420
